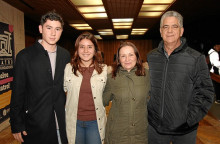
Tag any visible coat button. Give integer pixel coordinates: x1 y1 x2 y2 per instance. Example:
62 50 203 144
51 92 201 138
132 97 136 101
132 123 135 126
96 108 98 110
94 97 96 99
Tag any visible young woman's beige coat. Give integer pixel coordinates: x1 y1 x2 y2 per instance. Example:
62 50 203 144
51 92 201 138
64 63 107 144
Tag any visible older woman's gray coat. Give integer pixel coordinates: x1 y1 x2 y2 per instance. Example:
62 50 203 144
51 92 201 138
103 67 150 144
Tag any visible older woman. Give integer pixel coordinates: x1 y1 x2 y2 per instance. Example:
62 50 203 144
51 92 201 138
103 42 150 144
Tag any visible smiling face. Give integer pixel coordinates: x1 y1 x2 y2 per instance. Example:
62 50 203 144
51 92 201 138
160 16 184 45
78 39 96 66
39 20 63 47
119 46 137 72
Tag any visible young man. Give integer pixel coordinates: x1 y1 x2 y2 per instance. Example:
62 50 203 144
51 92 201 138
10 11 70 144
147 11 214 144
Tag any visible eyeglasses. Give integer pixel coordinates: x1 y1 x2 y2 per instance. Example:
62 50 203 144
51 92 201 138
162 24 180 30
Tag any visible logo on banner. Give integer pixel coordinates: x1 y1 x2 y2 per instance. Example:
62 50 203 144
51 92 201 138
0 22 14 123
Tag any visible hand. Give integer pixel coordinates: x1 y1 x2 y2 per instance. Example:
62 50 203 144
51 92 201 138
12 131 27 142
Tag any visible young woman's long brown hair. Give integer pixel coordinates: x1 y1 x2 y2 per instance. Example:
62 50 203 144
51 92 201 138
71 32 104 76
112 41 145 78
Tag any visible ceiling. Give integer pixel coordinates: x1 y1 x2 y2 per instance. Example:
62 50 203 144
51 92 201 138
3 0 220 41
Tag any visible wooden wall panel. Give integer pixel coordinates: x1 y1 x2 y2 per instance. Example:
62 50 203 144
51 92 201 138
0 1 25 132
98 39 153 66
0 1 25 56
25 35 37 48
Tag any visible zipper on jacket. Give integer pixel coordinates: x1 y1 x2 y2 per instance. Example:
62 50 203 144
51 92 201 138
161 57 169 124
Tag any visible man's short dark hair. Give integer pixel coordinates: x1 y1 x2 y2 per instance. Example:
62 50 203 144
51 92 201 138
40 10 64 28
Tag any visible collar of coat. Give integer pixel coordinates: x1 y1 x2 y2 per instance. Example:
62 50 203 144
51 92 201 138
118 66 137 76
34 40 60 55
157 37 188 55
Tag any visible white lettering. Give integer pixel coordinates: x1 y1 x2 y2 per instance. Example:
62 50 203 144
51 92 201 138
0 72 9 79
0 83 10 91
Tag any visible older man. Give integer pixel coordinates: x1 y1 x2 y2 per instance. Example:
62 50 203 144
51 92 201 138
147 11 214 144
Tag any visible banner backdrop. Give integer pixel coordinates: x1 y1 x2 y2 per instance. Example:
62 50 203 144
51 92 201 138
0 22 14 123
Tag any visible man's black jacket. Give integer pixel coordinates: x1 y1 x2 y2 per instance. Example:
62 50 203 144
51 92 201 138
147 37 214 135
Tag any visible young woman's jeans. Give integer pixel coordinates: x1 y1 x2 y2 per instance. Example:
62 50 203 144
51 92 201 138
75 120 101 144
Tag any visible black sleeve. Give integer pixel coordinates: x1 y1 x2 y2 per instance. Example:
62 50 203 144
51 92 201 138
186 55 214 127
10 51 27 133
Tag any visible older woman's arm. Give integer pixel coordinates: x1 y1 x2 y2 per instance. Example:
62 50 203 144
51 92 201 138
103 74 113 106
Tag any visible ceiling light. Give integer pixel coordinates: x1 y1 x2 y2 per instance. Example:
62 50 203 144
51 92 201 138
70 0 103 5
73 27 92 30
131 32 146 35
116 35 128 39
98 29 114 35
131 31 146 34
83 13 107 18
78 6 105 13
143 0 175 4
98 32 114 35
69 24 92 30
132 28 148 31
131 28 148 35
97 29 113 32
138 12 162 17
112 18 133 23
114 25 132 29
141 5 169 11
112 19 133 29
113 23 132 26
70 24 90 27
94 35 102 39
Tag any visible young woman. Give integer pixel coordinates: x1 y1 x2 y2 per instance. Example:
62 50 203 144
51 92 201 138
64 32 107 144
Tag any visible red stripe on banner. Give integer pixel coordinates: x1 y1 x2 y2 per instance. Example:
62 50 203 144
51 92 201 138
0 77 13 85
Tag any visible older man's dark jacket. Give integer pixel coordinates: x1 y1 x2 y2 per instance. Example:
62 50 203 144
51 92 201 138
10 41 70 144
147 37 214 135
